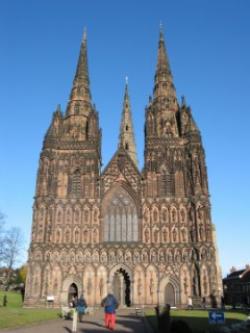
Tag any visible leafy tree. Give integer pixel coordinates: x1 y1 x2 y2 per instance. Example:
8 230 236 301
16 264 27 284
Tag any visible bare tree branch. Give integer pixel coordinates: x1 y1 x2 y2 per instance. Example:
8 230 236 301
3 227 23 289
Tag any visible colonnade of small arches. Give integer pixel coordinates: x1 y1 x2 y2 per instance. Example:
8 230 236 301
25 261 218 307
30 245 216 266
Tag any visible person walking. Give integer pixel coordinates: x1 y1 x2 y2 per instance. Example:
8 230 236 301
77 294 87 323
71 296 78 333
101 293 119 331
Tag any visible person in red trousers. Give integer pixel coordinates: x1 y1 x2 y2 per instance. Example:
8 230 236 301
101 293 119 331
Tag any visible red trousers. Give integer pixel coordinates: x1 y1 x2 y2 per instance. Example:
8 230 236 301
105 313 116 329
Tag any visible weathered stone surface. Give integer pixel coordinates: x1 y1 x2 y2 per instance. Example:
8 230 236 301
24 30 222 308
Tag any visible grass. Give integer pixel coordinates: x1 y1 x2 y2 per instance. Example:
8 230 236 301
146 308 250 333
0 291 59 329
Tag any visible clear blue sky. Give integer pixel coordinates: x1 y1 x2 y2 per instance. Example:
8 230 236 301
0 0 249 276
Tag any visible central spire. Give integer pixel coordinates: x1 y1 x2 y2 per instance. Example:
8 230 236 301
66 29 93 116
119 79 138 167
153 26 178 111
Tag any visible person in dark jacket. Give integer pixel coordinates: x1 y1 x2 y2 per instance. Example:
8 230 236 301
101 293 118 330
77 295 87 322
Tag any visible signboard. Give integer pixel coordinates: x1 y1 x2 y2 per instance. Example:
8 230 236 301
47 295 55 302
209 311 225 324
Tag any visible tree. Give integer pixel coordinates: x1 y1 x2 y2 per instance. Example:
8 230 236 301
0 212 5 260
3 227 23 290
16 264 27 284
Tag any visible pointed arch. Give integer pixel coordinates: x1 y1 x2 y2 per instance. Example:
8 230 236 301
175 170 185 197
200 264 210 297
179 205 187 224
56 206 63 224
162 227 169 243
159 165 173 197
73 205 81 224
102 185 139 242
170 205 178 223
161 205 169 223
64 227 71 243
73 227 80 244
82 206 90 224
54 227 62 244
65 206 72 224
70 169 81 196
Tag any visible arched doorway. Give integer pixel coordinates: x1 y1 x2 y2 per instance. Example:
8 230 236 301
112 268 131 307
68 283 78 304
165 283 176 306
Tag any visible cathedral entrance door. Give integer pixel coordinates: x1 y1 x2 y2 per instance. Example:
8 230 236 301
68 283 78 305
112 268 131 307
164 283 175 306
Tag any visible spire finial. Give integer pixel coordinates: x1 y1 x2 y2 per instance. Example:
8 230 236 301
159 21 164 40
181 96 187 107
125 75 128 85
82 27 87 43
66 27 92 116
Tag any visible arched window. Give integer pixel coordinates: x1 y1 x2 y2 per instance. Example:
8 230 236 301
175 170 185 197
74 103 80 115
71 169 81 196
103 187 138 242
159 168 173 197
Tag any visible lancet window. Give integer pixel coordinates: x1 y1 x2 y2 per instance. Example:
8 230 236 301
103 188 138 242
70 169 81 196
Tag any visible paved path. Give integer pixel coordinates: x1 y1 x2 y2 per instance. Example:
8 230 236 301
2 309 151 333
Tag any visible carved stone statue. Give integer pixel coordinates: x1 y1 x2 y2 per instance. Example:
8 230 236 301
99 277 104 297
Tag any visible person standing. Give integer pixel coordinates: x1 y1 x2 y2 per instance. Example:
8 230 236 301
3 295 8 307
71 297 78 333
72 307 78 333
101 293 119 331
187 296 193 310
77 294 87 323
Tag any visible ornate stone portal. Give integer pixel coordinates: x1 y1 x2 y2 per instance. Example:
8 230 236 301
24 29 222 307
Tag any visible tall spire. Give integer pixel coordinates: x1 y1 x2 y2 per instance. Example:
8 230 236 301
119 78 138 167
66 28 92 116
153 25 178 111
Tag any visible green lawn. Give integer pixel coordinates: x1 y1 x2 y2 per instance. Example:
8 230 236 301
0 291 59 329
146 308 250 333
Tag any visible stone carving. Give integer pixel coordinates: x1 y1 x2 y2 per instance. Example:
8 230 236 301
25 31 221 309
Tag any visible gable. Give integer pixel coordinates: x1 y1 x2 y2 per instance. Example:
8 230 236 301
102 148 141 195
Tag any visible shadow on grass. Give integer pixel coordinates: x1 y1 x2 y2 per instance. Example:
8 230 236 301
146 310 248 333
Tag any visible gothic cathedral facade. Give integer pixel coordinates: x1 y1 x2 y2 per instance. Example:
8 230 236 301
24 30 222 307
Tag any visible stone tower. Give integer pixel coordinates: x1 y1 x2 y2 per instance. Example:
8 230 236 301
24 29 222 308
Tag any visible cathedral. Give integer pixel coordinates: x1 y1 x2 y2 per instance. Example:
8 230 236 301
24 29 222 308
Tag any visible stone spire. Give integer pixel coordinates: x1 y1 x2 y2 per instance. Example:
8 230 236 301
66 29 93 116
153 26 178 111
119 78 138 167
